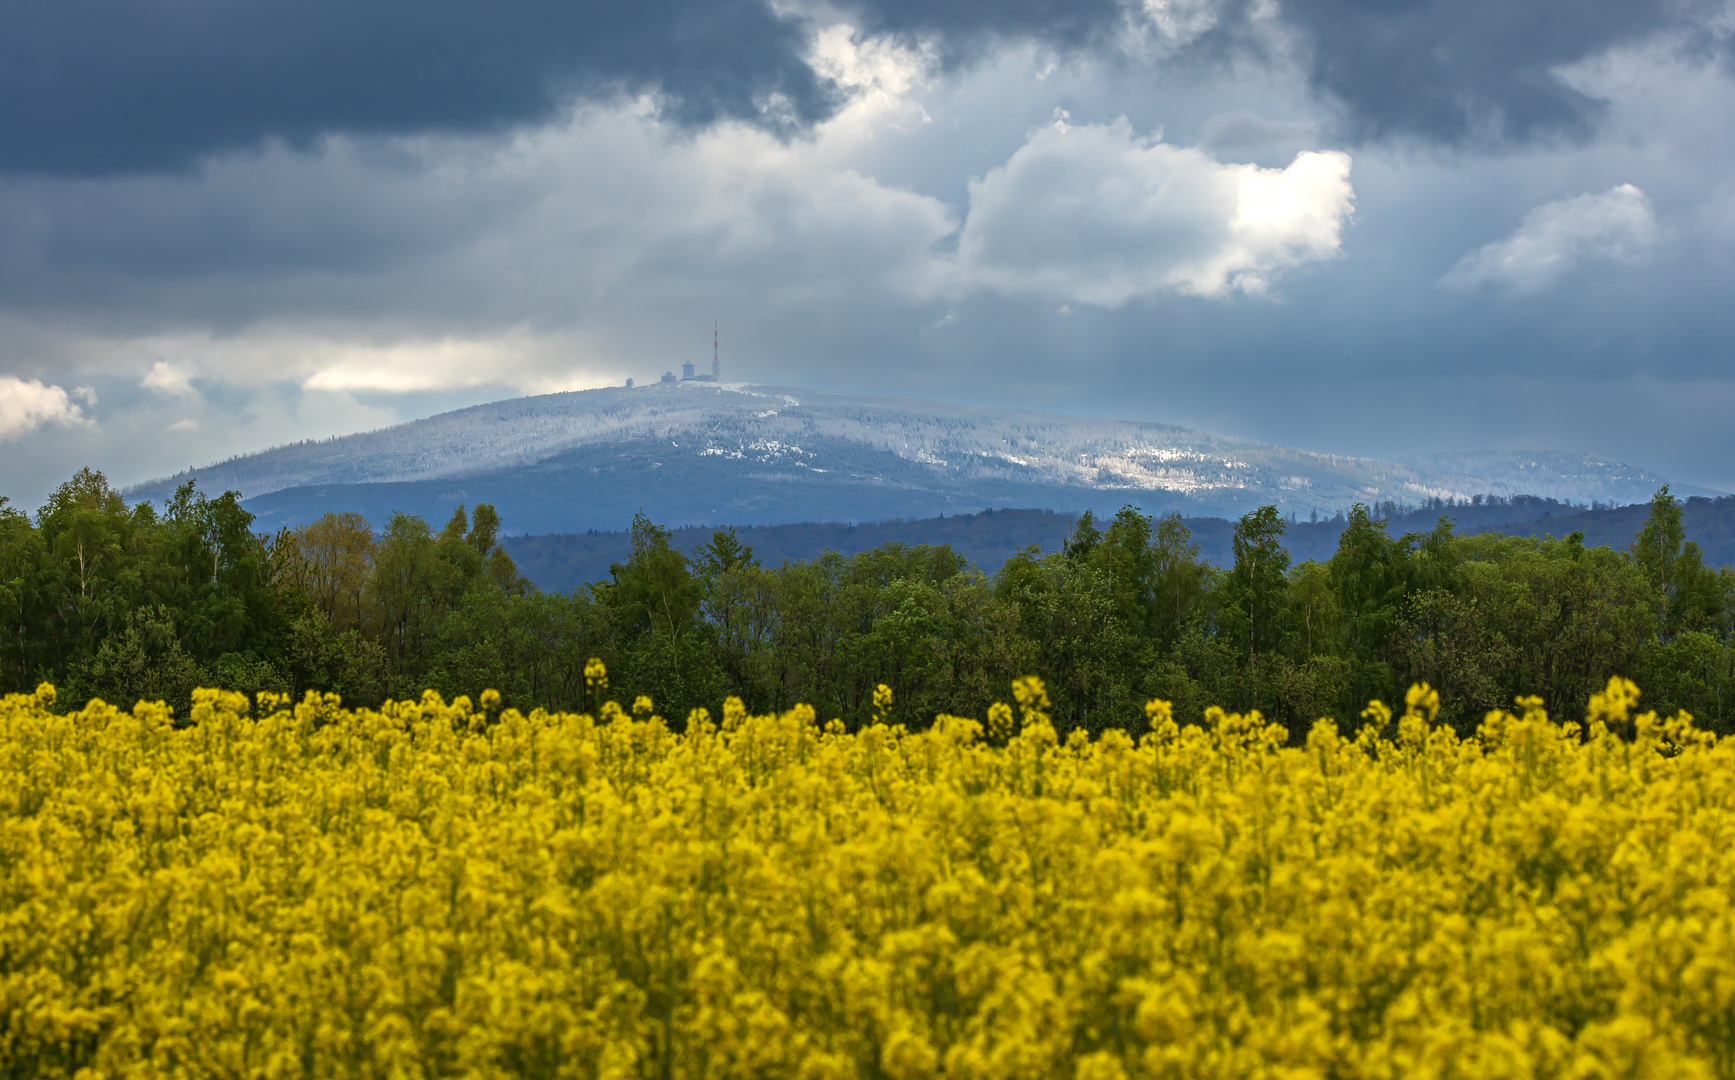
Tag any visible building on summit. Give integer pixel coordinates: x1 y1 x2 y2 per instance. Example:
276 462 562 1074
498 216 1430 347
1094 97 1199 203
681 324 723 382
654 326 723 386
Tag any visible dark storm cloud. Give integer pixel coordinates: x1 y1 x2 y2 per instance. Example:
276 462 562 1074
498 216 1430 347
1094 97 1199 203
10 0 1722 180
1273 0 1723 143
5 0 1151 177
829 0 1723 144
0 0 833 175
847 0 1126 57
863 0 1729 144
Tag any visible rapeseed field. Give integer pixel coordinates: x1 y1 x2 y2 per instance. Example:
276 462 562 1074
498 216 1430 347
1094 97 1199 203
2 672 1733 1079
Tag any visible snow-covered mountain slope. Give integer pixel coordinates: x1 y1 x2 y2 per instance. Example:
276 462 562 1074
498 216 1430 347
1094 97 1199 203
125 383 1686 532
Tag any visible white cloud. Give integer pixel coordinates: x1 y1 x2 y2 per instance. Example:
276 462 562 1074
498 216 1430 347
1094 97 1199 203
806 24 935 137
1141 0 1224 47
1442 184 1661 293
142 359 197 396
955 118 1354 305
299 333 623 393
0 377 88 441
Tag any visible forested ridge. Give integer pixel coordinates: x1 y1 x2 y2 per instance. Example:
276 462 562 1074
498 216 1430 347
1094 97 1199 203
505 494 1735 593
6 467 1733 737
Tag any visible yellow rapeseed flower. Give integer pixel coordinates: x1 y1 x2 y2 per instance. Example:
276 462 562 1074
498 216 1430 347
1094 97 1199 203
0 676 1729 1078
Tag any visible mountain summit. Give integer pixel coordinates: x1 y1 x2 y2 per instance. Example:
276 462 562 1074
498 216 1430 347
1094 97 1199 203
127 383 1677 532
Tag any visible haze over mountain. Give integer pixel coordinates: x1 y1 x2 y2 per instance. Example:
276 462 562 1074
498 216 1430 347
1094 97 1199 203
127 383 1690 534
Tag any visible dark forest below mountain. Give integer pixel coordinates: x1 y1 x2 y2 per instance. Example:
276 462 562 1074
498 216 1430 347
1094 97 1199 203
9 468 1735 742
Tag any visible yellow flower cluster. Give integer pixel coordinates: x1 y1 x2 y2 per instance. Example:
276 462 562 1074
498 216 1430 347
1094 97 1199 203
3 674 1734 1079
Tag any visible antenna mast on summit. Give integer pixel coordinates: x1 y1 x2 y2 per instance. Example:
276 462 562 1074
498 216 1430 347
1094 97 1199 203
712 321 720 380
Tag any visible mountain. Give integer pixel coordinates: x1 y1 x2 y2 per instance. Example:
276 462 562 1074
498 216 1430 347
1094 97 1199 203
125 382 1689 533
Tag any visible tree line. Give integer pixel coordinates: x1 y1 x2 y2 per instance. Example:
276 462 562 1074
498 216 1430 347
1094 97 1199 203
4 468 1732 738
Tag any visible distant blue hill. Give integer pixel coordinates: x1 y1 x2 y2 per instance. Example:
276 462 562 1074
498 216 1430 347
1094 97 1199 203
504 508 1084 593
503 494 1735 594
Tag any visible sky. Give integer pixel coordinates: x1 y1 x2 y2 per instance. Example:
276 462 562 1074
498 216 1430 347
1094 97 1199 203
3 0 1734 510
